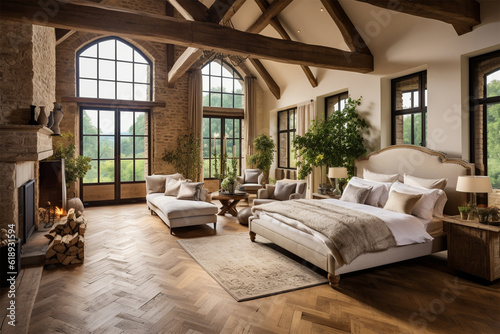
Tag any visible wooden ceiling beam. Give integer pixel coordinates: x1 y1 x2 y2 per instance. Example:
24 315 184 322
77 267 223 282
166 0 209 21
320 0 371 55
355 0 480 35
208 0 245 24
0 0 373 72
247 0 293 34
253 0 317 88
55 28 75 45
249 59 280 99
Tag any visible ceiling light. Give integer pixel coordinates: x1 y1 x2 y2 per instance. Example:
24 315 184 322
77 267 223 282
297 30 301 33
320 8 324 11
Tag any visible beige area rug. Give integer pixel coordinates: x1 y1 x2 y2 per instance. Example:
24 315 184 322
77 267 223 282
177 233 328 302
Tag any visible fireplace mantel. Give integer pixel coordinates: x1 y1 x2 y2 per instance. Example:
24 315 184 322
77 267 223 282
0 125 54 162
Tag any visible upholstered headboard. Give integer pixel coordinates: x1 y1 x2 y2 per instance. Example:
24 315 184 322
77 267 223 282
355 145 472 215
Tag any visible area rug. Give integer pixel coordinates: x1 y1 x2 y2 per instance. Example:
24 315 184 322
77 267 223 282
177 233 328 302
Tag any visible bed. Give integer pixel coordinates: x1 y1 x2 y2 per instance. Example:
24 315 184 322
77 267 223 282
248 145 472 287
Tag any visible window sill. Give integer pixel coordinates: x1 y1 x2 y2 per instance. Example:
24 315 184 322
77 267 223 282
61 97 166 108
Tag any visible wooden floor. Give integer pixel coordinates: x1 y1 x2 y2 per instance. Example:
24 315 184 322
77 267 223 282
3 203 500 333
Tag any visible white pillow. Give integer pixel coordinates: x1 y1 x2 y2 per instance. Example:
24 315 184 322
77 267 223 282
404 174 447 190
390 182 444 219
349 177 392 207
363 168 399 183
164 178 186 196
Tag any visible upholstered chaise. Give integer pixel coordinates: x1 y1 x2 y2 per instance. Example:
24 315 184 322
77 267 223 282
145 174 218 234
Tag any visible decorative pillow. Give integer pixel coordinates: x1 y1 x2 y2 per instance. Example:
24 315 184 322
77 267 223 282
164 178 186 196
177 182 204 200
145 175 167 194
404 174 447 190
363 168 399 183
384 190 423 215
295 182 307 197
349 177 392 207
274 181 297 200
340 183 372 204
244 169 261 184
390 182 444 219
165 173 184 181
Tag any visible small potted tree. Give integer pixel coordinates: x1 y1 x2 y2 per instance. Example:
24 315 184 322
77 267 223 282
458 205 472 220
248 134 275 185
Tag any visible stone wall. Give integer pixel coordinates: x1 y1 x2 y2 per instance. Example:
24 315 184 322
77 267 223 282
32 25 56 118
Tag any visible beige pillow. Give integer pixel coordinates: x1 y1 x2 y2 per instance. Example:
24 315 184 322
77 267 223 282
145 175 167 194
340 183 372 204
177 182 204 200
274 182 296 200
364 168 399 183
383 190 423 215
244 169 261 184
403 174 447 190
164 178 186 196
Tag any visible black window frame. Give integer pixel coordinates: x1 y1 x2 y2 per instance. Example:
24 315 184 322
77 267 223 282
76 36 153 101
391 71 427 146
277 108 297 169
325 91 349 120
202 58 244 109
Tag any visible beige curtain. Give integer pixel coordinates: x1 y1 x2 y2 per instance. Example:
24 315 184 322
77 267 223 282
244 76 257 159
296 100 316 197
188 69 203 181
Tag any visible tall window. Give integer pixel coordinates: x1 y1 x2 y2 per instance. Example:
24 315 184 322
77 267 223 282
278 108 297 169
470 50 500 193
82 109 149 184
77 37 152 101
202 58 243 108
202 59 244 178
391 71 427 146
325 92 348 119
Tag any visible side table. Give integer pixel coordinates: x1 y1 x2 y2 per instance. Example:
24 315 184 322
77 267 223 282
443 215 500 281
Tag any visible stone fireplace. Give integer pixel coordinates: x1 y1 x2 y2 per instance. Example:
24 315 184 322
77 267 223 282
0 125 53 240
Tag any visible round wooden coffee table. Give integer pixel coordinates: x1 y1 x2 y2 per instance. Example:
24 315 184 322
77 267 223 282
212 191 249 216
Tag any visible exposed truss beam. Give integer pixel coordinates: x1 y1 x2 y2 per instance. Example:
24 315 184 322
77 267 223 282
249 59 280 99
254 0 317 88
0 0 373 72
247 0 293 34
355 0 480 35
167 0 209 21
208 0 245 24
320 0 371 55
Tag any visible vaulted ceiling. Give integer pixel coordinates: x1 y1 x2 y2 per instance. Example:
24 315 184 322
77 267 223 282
0 0 481 99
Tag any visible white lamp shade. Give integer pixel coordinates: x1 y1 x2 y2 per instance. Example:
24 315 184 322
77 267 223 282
328 167 348 178
456 176 493 193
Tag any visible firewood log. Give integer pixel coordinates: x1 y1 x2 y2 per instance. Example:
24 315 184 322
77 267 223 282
78 236 84 248
70 258 82 264
57 252 67 263
44 232 56 241
53 243 66 253
53 234 62 245
62 255 75 265
46 242 56 258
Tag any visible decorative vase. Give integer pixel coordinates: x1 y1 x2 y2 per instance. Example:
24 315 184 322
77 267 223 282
47 111 54 128
51 102 64 136
37 106 48 126
29 105 38 125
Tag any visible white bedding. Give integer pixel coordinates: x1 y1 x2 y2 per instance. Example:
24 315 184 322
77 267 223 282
254 199 433 259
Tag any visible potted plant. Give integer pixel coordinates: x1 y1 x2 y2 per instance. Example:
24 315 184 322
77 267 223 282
162 133 203 181
458 205 472 220
293 97 368 181
248 134 275 185
221 159 238 193
477 207 491 224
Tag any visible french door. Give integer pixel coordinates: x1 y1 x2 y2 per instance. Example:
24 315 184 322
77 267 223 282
80 107 150 205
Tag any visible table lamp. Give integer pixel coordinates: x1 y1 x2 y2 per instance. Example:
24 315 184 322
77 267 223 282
328 167 348 196
456 175 493 208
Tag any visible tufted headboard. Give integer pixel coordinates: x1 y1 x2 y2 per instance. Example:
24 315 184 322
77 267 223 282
355 145 472 215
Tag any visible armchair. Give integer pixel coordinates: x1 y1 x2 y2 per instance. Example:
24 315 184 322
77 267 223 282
237 169 264 194
254 179 307 205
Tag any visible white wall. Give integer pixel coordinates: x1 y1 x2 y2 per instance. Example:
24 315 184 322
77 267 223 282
258 0 500 161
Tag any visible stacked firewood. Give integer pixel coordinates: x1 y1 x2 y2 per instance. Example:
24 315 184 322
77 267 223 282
44 208 86 265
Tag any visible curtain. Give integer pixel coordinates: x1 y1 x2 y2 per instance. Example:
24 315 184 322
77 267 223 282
244 76 257 159
296 100 316 197
188 69 203 181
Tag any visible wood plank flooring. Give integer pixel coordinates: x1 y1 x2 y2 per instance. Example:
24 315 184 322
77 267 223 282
4 203 500 333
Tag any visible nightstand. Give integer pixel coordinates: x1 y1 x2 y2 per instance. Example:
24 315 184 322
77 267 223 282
443 216 500 281
312 193 340 200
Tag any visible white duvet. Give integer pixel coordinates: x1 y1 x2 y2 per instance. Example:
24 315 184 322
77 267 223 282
255 199 433 254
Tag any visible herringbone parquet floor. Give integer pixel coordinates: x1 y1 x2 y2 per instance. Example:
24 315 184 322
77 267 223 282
21 204 500 333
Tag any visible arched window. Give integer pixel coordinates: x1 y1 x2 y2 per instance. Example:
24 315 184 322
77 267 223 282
202 59 243 108
77 37 152 101
201 59 244 179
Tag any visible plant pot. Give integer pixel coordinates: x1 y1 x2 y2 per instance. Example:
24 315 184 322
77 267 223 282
460 212 467 220
478 213 489 224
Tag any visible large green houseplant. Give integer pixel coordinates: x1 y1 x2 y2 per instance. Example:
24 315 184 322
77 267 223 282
293 97 368 180
248 134 275 184
51 132 92 190
162 133 203 181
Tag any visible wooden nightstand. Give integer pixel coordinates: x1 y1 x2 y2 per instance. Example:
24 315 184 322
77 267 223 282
312 193 340 200
443 216 500 281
